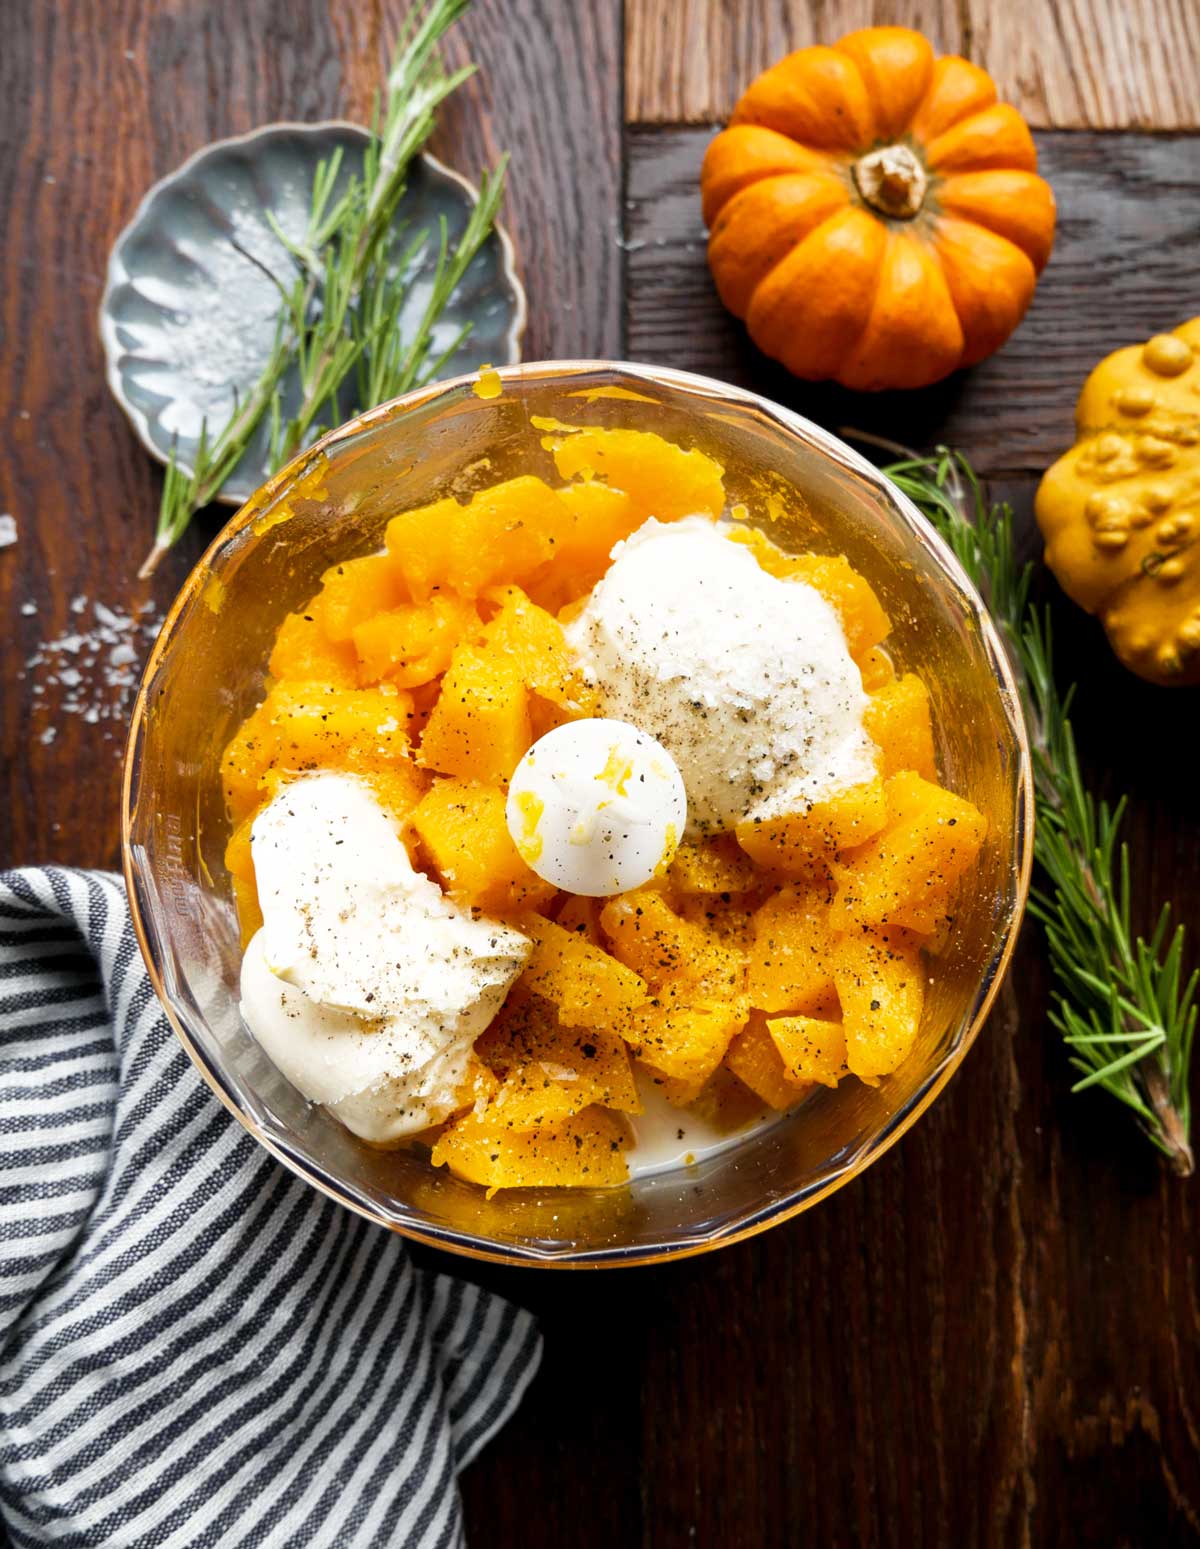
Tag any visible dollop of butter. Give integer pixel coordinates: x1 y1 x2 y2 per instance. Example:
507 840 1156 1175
566 516 875 836
506 717 686 896
240 772 529 1141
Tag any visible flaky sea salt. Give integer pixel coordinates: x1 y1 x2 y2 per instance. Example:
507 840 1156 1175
0 514 16 548
26 597 163 748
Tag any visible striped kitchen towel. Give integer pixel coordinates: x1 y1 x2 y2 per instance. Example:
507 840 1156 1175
0 867 541 1548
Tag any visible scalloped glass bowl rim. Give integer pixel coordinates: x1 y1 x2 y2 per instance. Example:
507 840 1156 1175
122 358 1034 1269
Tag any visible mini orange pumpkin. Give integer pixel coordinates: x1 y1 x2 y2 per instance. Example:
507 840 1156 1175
700 27 1056 391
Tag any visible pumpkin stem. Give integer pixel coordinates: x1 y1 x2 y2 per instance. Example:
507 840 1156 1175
853 144 927 220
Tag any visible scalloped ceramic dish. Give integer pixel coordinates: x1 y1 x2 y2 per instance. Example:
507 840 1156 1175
100 122 525 505
123 361 1032 1267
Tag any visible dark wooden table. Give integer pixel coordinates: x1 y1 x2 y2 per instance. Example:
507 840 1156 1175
4 3 1200 1543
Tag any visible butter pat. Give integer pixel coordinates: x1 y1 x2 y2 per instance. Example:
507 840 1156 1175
506 717 686 897
241 772 529 1140
566 517 875 835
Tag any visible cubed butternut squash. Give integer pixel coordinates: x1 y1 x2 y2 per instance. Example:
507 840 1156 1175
766 1014 848 1089
221 681 417 823
408 778 556 913
863 674 937 781
830 771 987 931
540 480 643 604
419 645 531 784
830 929 925 1082
736 779 888 874
633 997 745 1092
385 477 573 601
268 610 359 686
315 554 405 641
554 894 605 948
600 889 747 1008
725 1013 810 1110
477 585 595 712
668 834 758 896
519 914 650 1033
475 994 641 1122
746 883 837 1014
551 426 726 522
431 1104 629 1191
351 594 478 688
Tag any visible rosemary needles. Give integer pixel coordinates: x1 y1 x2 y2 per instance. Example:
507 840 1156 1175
140 0 505 577
882 445 1195 1175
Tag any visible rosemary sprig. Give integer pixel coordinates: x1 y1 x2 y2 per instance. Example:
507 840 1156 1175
877 442 1195 1174
139 0 502 576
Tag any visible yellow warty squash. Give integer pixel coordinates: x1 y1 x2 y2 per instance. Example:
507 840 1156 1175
1035 318 1200 686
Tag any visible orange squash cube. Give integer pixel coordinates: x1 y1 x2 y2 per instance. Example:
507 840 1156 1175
736 779 888 874
600 889 747 1008
351 594 477 688
633 997 745 1092
885 883 957 937
766 1014 848 1088
385 477 573 601
542 480 643 603
315 554 405 641
477 586 595 712
220 681 416 822
555 894 605 947
830 929 925 1081
551 426 726 523
830 771 987 931
725 1013 810 1110
668 834 758 896
409 778 556 913
476 994 641 1121
431 1104 629 1191
785 553 891 658
418 645 531 784
746 883 837 1014
857 646 896 692
519 914 650 1032
674 893 757 954
268 610 359 686
863 674 937 780
356 760 429 825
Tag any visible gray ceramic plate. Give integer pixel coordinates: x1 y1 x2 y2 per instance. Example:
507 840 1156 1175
100 121 526 506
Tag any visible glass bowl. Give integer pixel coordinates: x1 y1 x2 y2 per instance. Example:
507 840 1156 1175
123 360 1033 1268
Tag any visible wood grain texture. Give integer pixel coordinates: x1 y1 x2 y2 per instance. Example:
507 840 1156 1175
625 0 1200 129
5 3 1200 1547
625 127 1200 476
0 0 622 871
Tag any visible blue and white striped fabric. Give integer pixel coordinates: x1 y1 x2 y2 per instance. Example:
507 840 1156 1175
0 868 540 1548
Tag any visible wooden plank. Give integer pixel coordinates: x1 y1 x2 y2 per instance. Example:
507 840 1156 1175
0 0 344 871
331 0 625 359
625 0 1200 129
439 471 1200 1547
625 127 1200 477
0 0 625 871
620 121 1200 1542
